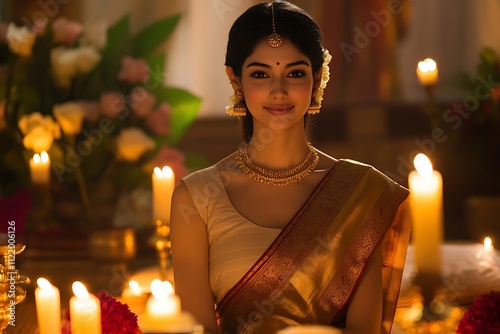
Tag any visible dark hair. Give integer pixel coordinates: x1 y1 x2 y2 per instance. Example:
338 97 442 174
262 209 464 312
225 1 324 142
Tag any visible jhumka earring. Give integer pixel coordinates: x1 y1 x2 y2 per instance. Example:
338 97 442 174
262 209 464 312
308 94 321 115
267 2 283 48
226 89 247 117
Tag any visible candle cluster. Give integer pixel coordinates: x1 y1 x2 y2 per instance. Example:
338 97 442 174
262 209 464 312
35 279 101 334
34 277 193 333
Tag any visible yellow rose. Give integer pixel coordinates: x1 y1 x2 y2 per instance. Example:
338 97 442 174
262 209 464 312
50 47 79 88
53 102 85 135
115 127 155 162
76 46 101 74
18 112 61 138
22 126 54 153
6 23 36 57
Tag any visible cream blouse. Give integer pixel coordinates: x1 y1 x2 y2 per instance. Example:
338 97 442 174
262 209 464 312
182 165 282 303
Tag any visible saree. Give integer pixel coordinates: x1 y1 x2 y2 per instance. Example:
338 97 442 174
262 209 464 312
216 159 411 334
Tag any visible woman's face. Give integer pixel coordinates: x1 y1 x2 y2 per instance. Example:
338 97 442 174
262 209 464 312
238 39 316 132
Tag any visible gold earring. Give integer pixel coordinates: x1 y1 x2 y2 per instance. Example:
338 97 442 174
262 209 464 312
226 89 247 117
307 99 321 115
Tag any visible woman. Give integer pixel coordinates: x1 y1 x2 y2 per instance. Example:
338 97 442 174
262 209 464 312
170 1 411 333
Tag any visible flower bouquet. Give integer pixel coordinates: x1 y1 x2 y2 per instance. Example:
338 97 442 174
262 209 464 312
0 14 203 232
456 290 500 333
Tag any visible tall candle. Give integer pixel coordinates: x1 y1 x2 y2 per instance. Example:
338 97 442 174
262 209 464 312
35 278 61 334
408 153 444 276
416 58 438 86
30 151 50 185
152 166 175 223
70 281 101 334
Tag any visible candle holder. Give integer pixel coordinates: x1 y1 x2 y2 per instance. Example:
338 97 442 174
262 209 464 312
149 219 171 281
0 243 31 334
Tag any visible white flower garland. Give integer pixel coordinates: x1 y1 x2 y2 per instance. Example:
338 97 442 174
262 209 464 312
315 49 332 106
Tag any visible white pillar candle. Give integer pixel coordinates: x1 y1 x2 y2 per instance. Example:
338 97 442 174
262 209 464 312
35 278 61 334
30 151 50 185
416 58 438 86
139 279 182 332
152 166 175 224
408 153 444 277
70 281 101 334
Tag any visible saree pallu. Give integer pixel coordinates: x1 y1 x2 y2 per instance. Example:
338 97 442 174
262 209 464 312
216 159 411 334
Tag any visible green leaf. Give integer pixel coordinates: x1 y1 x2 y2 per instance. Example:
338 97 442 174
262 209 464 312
154 87 201 145
102 15 132 84
132 14 181 58
147 52 166 78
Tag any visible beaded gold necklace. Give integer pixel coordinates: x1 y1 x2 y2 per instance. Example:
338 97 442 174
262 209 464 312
236 142 319 186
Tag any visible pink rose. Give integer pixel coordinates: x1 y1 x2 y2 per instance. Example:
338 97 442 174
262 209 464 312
117 56 149 84
99 92 126 119
145 103 171 136
52 17 83 45
75 100 100 123
130 86 156 118
144 146 187 182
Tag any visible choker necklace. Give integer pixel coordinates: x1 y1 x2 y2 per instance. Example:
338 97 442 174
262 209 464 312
236 142 319 186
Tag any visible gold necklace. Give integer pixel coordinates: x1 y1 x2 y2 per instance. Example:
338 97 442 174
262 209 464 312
236 142 319 186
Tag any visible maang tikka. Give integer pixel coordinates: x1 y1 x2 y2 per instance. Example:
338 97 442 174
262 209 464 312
267 2 283 48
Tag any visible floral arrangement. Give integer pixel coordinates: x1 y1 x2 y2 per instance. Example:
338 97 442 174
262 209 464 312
62 292 140 334
456 290 500 333
0 14 202 230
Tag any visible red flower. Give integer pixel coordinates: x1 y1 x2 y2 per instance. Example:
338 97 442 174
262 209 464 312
456 291 500 333
61 292 140 334
97 292 140 334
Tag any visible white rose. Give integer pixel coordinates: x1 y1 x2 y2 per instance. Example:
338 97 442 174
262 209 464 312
22 126 54 153
75 45 101 74
18 112 61 139
6 23 36 57
115 127 155 162
51 47 79 88
53 102 85 135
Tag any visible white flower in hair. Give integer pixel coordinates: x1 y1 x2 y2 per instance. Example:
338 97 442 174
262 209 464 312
315 49 332 106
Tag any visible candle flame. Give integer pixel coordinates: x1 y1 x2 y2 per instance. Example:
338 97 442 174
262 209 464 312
40 151 49 163
128 280 140 291
150 279 174 300
417 58 437 73
37 277 53 290
414 153 433 178
484 237 493 250
72 281 89 299
33 153 41 163
162 166 173 177
154 166 173 178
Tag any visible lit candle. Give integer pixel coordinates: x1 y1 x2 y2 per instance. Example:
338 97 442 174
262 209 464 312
152 166 175 223
146 279 180 319
139 279 182 332
119 280 148 316
30 151 50 185
408 153 444 277
416 58 438 86
70 281 101 334
477 237 494 264
35 278 61 334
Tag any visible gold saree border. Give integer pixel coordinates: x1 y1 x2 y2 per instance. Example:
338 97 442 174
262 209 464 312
216 160 410 334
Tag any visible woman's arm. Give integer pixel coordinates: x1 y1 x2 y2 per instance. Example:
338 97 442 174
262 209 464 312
343 244 383 334
170 181 219 333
